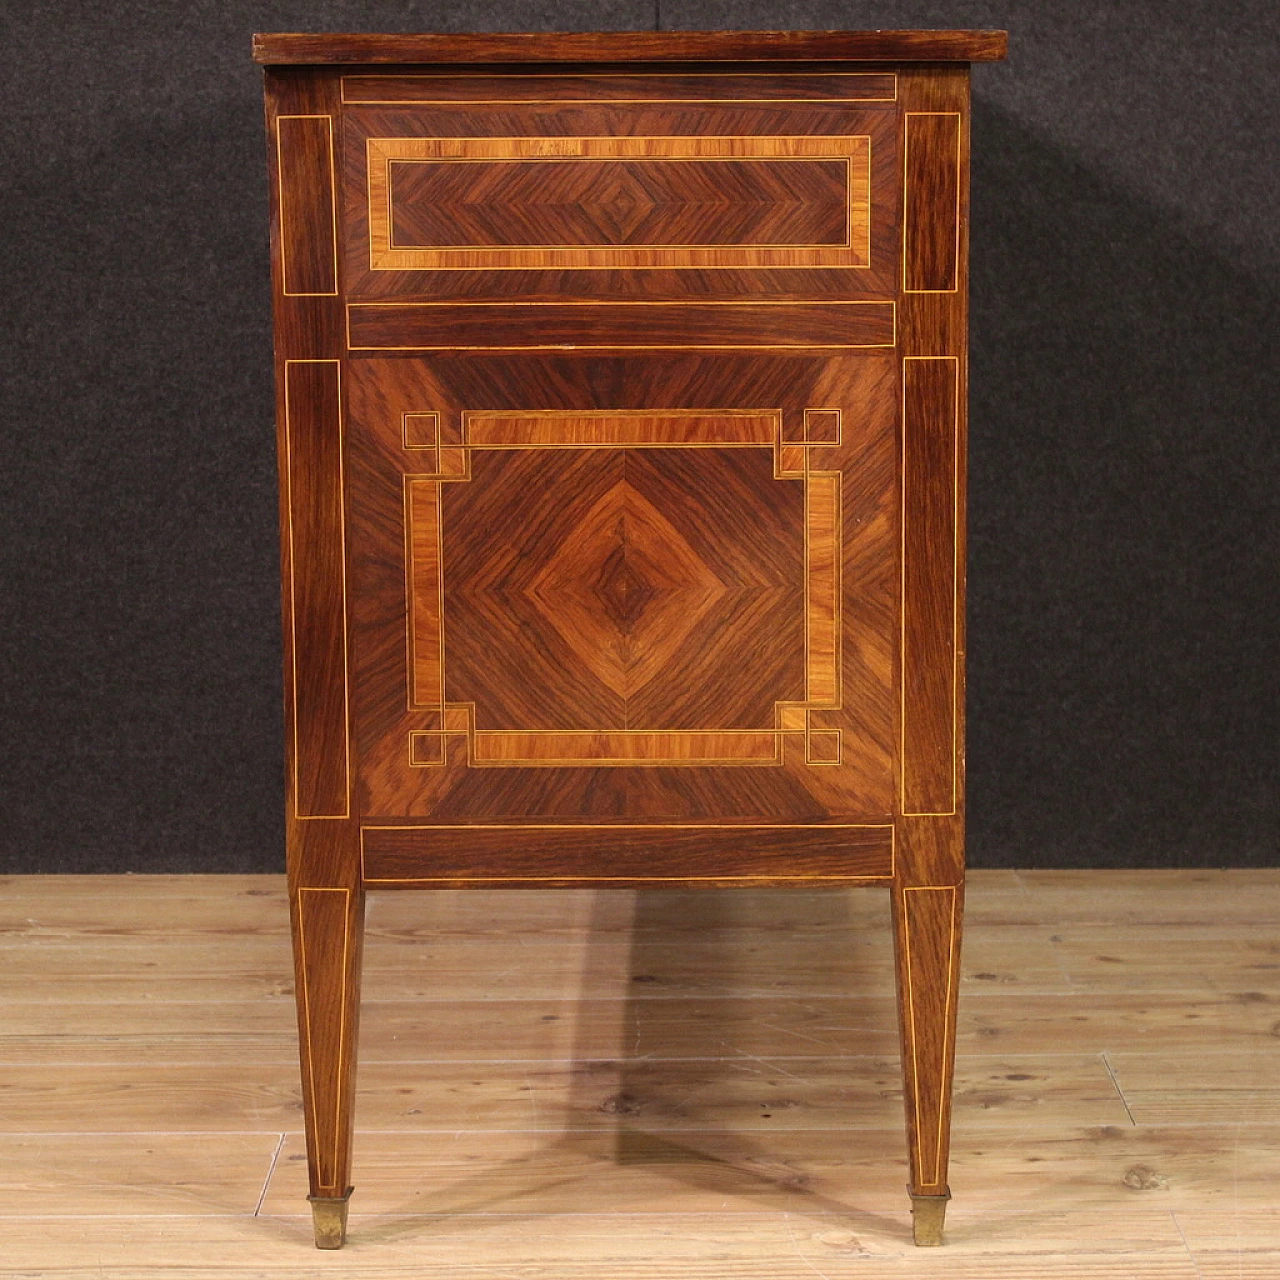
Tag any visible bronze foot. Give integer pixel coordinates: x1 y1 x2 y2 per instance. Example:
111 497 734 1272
308 1187 354 1249
909 1189 950 1246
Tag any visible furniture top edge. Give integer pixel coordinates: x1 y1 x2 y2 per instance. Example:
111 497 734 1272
252 29 1009 66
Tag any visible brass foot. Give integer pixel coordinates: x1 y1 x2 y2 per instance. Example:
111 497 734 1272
308 1187 353 1249
909 1189 950 1246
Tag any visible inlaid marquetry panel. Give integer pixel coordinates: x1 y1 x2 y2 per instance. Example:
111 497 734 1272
365 135 871 271
389 157 850 248
340 94 901 301
400 412 829 769
346 352 896 824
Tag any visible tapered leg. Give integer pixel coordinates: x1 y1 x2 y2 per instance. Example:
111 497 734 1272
289 877 365 1248
891 875 963 1245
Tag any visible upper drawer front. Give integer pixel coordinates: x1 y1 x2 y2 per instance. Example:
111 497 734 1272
338 71 901 305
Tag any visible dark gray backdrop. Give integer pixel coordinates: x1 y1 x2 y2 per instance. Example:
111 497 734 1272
2 2 1275 873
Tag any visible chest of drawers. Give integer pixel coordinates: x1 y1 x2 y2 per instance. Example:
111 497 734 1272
255 27 1006 1249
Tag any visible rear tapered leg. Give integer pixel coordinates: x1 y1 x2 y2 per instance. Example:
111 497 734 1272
891 878 963 1245
290 881 365 1247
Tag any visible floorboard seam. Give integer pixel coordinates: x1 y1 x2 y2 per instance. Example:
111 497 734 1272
254 1132 286 1216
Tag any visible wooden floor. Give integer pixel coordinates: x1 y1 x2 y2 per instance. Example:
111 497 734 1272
1 869 1277 1277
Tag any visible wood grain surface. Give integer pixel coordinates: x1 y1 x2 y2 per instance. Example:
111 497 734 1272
345 299 895 350
360 823 894 888
253 30 1010 65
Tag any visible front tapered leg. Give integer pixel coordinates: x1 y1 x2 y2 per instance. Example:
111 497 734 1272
891 877 963 1245
291 881 364 1247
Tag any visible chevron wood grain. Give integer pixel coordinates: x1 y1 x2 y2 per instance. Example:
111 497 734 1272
388 157 852 249
262 33 1003 1249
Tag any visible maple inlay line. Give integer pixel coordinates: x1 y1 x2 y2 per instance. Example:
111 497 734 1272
365 134 871 270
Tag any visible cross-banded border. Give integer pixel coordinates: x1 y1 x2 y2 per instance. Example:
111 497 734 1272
365 134 871 271
401 409 844 768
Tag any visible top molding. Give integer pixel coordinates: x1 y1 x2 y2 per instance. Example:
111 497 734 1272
252 30 1008 66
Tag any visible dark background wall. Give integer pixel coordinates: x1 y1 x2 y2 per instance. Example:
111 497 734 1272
1 2 1275 873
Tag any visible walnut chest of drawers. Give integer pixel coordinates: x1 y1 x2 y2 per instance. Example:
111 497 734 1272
254 27 1007 1249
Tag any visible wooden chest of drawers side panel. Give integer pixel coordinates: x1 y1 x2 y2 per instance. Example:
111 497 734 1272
259 38 1002 1247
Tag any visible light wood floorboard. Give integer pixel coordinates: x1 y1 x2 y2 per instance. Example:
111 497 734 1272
0 869 1276 1278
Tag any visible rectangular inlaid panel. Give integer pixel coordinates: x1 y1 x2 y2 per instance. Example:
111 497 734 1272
339 98 903 301
361 823 894 886
364 135 871 271
901 356 958 815
342 72 898 104
902 112 961 292
276 115 338 296
347 300 895 351
345 351 898 825
285 359 350 820
389 157 851 249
